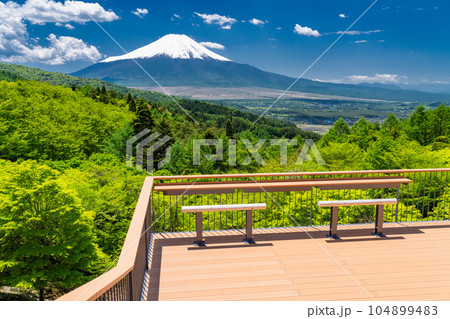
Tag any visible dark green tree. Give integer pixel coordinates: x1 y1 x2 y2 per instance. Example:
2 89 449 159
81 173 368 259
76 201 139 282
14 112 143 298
128 98 136 113
0 162 101 300
383 113 401 140
407 106 430 145
225 118 233 138
133 101 153 133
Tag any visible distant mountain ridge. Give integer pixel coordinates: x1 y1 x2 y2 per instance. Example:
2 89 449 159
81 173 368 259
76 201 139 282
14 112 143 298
0 62 171 103
72 34 450 103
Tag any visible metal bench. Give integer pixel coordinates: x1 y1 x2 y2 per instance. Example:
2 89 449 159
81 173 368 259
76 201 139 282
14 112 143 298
181 203 267 246
317 198 398 239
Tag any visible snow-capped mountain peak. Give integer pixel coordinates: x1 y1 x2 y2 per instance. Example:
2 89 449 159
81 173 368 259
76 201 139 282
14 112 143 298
101 34 230 63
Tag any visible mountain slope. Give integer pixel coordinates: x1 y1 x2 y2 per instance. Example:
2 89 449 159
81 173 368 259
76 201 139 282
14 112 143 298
0 62 171 102
0 62 318 138
72 34 450 103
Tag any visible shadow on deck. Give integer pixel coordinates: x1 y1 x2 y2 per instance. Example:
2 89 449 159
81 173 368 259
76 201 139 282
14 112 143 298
144 221 450 301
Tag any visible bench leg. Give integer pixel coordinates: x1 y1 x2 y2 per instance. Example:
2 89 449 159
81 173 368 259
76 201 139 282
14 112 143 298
244 210 255 244
373 205 385 237
194 212 205 246
328 206 339 239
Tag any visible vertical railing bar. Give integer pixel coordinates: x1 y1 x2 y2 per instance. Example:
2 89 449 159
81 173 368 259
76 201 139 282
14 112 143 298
354 182 357 224
417 172 423 221
443 171 449 221
411 172 416 222
395 187 400 223
433 171 439 221
401 173 411 221
277 190 280 228
309 188 313 226
400 173 406 222
427 171 433 221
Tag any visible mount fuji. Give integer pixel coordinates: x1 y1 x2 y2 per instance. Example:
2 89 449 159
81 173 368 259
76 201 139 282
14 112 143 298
101 34 230 63
72 34 450 103
72 34 298 89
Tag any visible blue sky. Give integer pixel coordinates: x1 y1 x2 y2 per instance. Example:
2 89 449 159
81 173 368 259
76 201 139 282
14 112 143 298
1 0 450 89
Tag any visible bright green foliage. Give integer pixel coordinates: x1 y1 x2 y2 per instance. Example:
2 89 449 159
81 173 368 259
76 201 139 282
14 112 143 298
103 124 135 160
58 154 144 258
0 161 102 300
0 81 133 161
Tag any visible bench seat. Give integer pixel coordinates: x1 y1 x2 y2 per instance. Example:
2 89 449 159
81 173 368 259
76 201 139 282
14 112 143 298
318 198 398 207
181 203 267 245
318 198 398 239
181 203 267 213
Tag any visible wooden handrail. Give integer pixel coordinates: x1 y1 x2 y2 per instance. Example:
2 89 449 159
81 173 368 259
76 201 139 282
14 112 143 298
57 176 154 301
154 177 412 192
153 168 450 180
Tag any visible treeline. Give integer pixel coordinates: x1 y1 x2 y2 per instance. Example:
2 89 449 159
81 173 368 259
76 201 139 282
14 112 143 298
0 62 171 102
303 106 450 171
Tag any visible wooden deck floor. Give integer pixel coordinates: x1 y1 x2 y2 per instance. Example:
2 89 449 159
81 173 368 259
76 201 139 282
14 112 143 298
144 221 450 301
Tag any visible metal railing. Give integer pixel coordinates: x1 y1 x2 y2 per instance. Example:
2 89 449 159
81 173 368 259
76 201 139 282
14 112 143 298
57 177 154 301
151 169 450 233
58 169 450 300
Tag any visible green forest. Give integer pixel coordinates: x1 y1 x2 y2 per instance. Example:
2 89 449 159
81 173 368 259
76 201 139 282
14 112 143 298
0 64 449 300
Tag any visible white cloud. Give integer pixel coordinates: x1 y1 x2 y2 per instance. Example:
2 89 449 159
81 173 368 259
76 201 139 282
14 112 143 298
348 74 406 84
199 41 225 50
132 8 148 18
276 27 282 30
431 80 450 84
171 13 181 21
0 0 117 64
354 40 368 43
249 18 265 26
16 0 118 24
315 74 407 85
194 12 237 29
294 24 320 37
336 30 382 35
339 14 347 18
2 33 102 65
55 22 74 29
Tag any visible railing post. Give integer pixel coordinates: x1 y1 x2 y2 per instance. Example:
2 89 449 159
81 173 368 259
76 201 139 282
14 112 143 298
245 210 254 243
395 187 400 222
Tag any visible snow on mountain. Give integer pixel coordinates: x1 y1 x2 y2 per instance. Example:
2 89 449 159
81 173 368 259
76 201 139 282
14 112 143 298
101 34 230 63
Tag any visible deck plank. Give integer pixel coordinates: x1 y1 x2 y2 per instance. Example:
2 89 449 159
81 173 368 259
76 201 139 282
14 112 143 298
145 221 450 301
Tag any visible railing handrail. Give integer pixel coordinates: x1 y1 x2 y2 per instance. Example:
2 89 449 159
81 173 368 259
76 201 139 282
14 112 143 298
57 176 154 301
153 168 450 180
